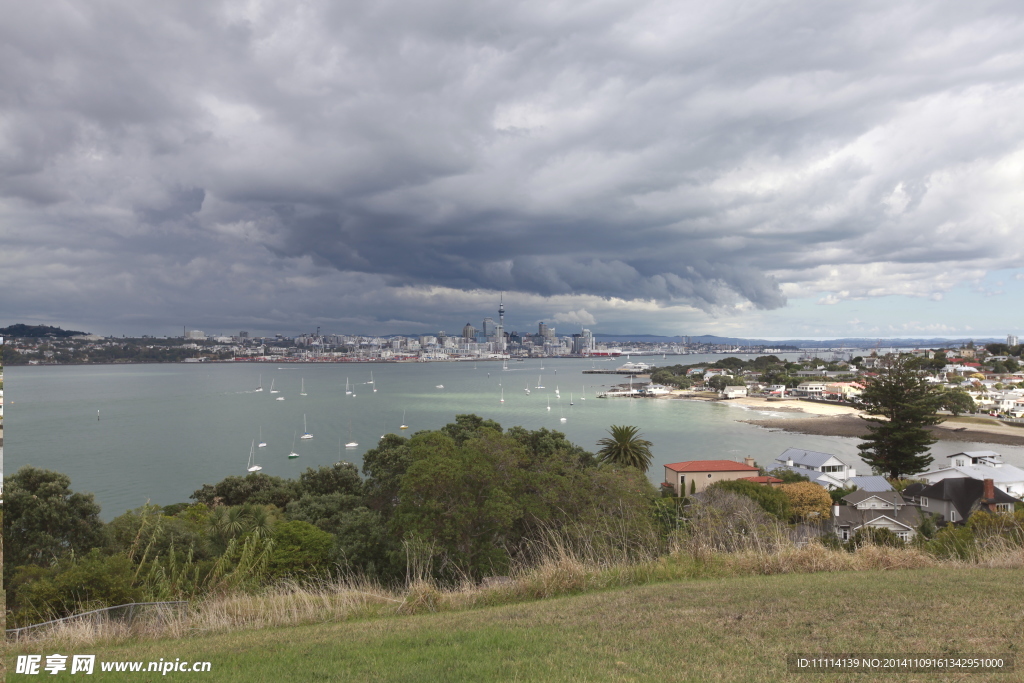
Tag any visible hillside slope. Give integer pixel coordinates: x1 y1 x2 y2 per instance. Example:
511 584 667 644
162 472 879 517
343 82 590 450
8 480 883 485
14 567 1023 682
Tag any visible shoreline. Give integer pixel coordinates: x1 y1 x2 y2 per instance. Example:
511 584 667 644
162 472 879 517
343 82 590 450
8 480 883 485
662 392 1024 446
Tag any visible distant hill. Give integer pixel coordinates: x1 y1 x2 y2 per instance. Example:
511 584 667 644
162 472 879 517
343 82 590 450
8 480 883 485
0 324 88 338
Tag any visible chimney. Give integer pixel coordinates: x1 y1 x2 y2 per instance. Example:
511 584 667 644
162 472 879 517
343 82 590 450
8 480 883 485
832 503 840 519
744 456 755 468
848 468 856 478
787 458 793 467
983 478 996 512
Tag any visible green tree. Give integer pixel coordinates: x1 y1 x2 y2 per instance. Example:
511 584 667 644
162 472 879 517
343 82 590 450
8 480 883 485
3 466 105 567
940 388 975 416
596 425 654 473
706 375 730 391
857 355 944 479
267 520 334 580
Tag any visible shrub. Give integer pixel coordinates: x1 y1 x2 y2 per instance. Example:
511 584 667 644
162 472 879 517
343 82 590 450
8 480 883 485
779 482 832 521
709 480 792 520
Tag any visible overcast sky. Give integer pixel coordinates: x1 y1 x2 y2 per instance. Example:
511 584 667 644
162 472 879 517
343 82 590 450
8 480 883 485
3 0 1024 339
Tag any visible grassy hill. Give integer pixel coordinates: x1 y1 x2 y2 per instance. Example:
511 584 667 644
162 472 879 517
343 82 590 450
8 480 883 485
11 566 1022 682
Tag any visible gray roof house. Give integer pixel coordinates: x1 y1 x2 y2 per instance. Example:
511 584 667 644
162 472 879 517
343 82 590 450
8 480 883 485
902 478 1017 524
832 490 922 542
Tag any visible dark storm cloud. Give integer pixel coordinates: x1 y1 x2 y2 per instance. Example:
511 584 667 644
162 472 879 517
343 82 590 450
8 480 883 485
3 0 1024 334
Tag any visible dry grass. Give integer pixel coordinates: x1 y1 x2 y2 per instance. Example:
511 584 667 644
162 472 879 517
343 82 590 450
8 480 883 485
14 532 1024 652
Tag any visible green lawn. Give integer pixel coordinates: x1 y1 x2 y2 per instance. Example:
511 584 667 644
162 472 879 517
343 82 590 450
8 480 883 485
10 567 1024 682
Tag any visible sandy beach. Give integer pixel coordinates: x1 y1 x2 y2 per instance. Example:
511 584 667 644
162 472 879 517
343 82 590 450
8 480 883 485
662 391 1024 446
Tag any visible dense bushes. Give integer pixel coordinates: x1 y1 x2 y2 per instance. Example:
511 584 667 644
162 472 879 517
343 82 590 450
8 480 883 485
4 415 660 625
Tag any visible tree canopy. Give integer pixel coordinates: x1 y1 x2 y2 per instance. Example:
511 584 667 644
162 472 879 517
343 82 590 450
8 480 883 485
596 425 654 472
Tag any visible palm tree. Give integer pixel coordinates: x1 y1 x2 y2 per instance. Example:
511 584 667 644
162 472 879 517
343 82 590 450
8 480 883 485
596 425 654 472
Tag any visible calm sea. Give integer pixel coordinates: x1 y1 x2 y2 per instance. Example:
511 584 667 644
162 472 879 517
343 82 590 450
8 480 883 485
6 357 1023 519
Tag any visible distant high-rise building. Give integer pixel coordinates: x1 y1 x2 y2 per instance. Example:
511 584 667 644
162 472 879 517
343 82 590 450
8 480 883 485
482 318 495 340
582 328 593 352
496 294 506 352
1009 334 1019 347
463 323 476 340
239 331 249 338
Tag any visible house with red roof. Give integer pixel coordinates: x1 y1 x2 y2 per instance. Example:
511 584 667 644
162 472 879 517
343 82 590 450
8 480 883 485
663 458 760 496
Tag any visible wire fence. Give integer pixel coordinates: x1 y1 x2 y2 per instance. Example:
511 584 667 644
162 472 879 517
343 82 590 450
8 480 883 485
6 602 189 642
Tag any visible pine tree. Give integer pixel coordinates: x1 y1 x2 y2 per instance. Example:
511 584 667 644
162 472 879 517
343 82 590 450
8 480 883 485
857 354 943 479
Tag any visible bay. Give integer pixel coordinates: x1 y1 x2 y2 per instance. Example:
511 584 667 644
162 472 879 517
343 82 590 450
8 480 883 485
6 357 1023 520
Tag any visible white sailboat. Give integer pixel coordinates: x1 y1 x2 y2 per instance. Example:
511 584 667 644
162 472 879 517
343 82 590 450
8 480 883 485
287 432 300 459
345 378 352 395
255 374 263 392
547 396 551 411
503 359 509 371
560 405 566 422
300 414 313 440
569 393 574 406
535 375 545 389
581 385 586 401
246 440 262 472
371 372 377 392
400 410 408 430
300 378 307 396
555 385 560 398
436 384 444 389
258 426 267 448
269 379 278 394
524 382 530 395
345 422 358 448
500 387 504 403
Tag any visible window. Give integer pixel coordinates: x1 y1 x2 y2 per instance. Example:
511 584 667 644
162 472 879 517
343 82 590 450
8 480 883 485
950 510 958 522
841 529 849 541
955 459 965 467
995 504 1012 513
707 473 713 478
896 531 910 541
822 465 844 473
921 497 928 508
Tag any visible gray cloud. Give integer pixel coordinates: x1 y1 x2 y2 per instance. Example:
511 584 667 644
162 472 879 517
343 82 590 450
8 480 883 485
3 0 1024 335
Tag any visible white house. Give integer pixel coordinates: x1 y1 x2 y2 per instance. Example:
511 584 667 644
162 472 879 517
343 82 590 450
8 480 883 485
794 382 827 397
720 386 748 399
920 451 1024 499
770 448 893 492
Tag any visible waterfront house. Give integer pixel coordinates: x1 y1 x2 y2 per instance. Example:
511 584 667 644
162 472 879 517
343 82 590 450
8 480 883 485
920 452 1024 498
720 385 748 399
663 458 760 496
770 448 894 492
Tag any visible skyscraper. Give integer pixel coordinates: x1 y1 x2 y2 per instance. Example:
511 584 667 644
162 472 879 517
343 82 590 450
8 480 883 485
1009 334 1020 347
496 294 505 351
463 323 476 340
482 318 495 340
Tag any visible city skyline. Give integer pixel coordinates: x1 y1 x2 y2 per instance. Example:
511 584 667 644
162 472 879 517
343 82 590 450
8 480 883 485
3 1 1024 339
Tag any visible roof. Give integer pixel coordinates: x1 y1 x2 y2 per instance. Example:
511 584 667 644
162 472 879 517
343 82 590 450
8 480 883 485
664 460 759 473
834 502 921 531
922 464 1024 485
738 476 783 484
775 448 847 468
948 451 1002 459
847 476 894 492
842 490 907 506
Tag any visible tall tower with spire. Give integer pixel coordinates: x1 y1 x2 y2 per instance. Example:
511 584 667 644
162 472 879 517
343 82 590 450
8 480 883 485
496 293 506 352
